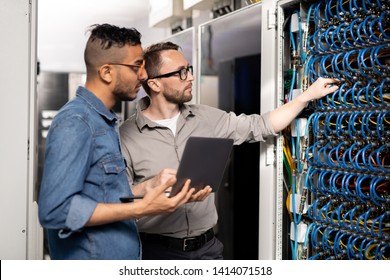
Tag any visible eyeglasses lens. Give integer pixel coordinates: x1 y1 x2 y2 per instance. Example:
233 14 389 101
179 66 193 80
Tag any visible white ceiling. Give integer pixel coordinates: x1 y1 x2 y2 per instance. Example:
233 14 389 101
39 0 149 25
38 0 161 73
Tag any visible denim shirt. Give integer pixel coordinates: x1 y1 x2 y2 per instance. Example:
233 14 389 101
38 86 140 260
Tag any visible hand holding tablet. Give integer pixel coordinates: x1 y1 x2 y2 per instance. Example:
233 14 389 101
168 137 234 197
120 137 233 202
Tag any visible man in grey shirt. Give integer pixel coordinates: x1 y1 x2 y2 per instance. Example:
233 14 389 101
119 41 339 259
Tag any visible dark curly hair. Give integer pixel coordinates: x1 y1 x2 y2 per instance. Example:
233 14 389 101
84 24 142 75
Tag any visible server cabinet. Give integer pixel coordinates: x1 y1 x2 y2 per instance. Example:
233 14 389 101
267 0 390 260
0 0 42 259
198 3 262 259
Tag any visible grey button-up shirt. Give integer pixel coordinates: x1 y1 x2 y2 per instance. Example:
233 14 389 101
119 96 276 238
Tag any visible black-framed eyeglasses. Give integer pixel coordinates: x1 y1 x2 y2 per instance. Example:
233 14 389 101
150 65 193 80
109 60 145 76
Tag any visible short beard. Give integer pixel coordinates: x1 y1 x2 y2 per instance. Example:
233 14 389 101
164 91 192 104
112 87 137 102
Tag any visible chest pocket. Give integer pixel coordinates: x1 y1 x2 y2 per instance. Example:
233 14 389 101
102 154 126 174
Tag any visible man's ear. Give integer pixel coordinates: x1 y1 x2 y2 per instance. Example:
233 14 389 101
147 79 161 92
98 64 113 83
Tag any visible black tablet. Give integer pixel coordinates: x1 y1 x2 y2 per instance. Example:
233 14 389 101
168 136 234 197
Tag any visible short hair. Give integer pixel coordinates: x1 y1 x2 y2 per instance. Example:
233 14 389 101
84 23 142 75
142 41 180 95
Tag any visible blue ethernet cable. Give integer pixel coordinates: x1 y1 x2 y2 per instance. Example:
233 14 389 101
311 223 325 249
365 79 377 107
342 173 358 200
357 47 371 79
344 49 361 78
335 141 349 169
341 87 353 109
378 243 390 260
314 1 327 29
368 15 384 42
325 0 334 24
342 205 358 229
351 81 365 108
329 199 343 225
335 112 348 138
331 52 344 81
363 207 375 234
342 143 356 171
378 11 390 39
349 0 360 18
369 213 382 237
378 211 390 238
361 0 373 14
321 227 335 252
369 176 388 207
377 110 390 141
336 0 347 22
348 111 362 139
350 18 365 46
375 78 389 106
332 82 346 109
289 0 389 260
331 172 348 199
334 230 349 256
335 22 351 50
375 144 389 173
303 222 316 249
355 174 371 204
355 143 373 172
363 238 378 259
372 45 389 75
369 84 381 108
348 234 364 259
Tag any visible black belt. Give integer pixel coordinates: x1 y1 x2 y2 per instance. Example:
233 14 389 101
140 229 214 252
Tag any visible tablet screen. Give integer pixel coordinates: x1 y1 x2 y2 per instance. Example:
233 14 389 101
169 137 233 197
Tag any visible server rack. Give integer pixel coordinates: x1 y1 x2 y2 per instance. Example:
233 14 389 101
273 0 390 260
198 3 263 259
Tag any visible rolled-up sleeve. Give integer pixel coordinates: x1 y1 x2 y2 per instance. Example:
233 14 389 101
59 195 97 238
38 114 97 236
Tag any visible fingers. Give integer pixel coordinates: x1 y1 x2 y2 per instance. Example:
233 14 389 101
153 169 177 187
169 179 195 205
324 82 339 93
321 77 339 84
199 186 212 197
319 77 340 89
153 176 176 194
190 186 212 202
306 77 339 100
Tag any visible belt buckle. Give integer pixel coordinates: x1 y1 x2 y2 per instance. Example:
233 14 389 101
182 237 197 251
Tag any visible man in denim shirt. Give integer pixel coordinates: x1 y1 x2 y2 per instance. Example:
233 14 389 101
38 24 202 260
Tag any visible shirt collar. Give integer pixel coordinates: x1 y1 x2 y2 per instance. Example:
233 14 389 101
76 86 118 122
135 96 194 130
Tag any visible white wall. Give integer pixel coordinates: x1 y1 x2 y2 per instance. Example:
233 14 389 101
38 0 170 73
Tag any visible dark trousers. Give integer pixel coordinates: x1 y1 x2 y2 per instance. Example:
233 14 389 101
140 236 224 260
